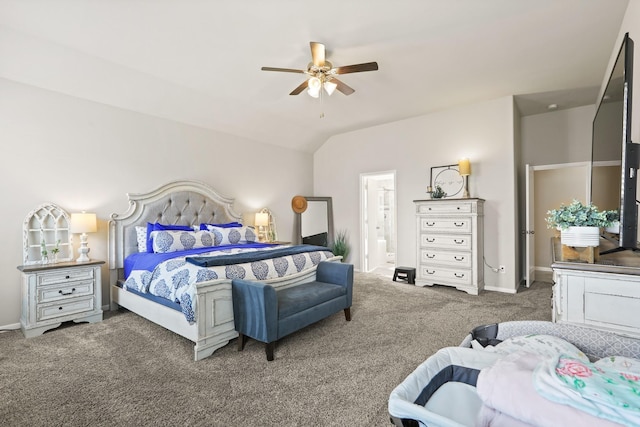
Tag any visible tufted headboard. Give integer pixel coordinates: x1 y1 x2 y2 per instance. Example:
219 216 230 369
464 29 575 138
108 180 242 280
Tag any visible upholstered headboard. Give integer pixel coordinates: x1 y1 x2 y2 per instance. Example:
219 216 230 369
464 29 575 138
108 180 242 278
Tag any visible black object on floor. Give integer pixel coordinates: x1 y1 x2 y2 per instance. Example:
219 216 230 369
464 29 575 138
393 266 416 285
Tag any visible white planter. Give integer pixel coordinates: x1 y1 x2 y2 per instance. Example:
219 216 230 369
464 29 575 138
605 221 620 234
560 226 600 247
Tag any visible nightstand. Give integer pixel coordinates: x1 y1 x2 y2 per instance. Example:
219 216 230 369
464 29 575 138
17 260 104 338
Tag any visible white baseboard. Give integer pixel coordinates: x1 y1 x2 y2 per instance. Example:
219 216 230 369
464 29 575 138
0 322 20 331
483 285 517 294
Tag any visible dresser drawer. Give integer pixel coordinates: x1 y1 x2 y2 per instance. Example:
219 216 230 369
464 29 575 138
419 266 472 286
419 217 471 233
421 249 472 268
38 268 95 286
37 297 95 321
420 234 471 250
38 280 94 303
417 202 473 214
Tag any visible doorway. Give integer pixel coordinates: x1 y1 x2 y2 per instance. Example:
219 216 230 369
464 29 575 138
524 162 591 286
360 171 396 277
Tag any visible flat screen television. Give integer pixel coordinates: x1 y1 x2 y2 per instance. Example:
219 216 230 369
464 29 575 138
591 32 639 253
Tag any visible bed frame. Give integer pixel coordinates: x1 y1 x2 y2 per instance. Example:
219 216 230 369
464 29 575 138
108 180 338 360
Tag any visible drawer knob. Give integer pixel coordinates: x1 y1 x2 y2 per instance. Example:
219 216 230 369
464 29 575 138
457 207 460 210
426 222 435 226
454 239 464 244
454 256 465 261
426 270 435 275
58 307 63 310
65 275 70 279
454 222 464 227
454 273 465 278
58 288 76 296
426 238 435 243
426 254 435 259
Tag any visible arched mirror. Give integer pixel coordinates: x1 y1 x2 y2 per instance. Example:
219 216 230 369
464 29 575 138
257 207 277 242
292 196 334 248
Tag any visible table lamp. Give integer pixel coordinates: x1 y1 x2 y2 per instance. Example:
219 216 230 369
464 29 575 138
255 212 269 242
70 212 97 262
458 158 471 198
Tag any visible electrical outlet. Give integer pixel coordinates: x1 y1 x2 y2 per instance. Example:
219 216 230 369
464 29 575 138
499 265 506 273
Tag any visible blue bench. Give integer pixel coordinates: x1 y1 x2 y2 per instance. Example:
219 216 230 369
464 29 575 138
231 261 354 361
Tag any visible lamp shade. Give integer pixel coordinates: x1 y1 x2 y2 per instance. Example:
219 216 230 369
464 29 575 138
70 212 97 233
458 158 471 176
254 212 269 227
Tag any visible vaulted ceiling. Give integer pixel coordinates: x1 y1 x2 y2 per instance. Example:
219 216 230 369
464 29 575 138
0 0 630 152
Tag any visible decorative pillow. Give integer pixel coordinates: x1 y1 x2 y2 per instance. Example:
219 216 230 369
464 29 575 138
151 230 217 253
205 225 257 245
135 226 148 252
146 222 194 253
493 334 588 362
199 222 242 230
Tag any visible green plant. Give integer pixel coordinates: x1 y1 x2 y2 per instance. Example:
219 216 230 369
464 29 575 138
40 239 48 258
546 199 617 230
332 229 350 262
431 185 446 199
51 239 60 256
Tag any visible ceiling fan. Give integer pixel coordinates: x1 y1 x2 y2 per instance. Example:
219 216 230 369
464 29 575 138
261 42 379 98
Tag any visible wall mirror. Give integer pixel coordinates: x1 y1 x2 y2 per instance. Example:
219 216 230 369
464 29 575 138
22 202 73 265
257 207 277 242
293 196 334 248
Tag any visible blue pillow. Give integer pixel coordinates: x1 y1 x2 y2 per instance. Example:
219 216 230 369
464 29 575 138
199 222 242 230
146 222 193 253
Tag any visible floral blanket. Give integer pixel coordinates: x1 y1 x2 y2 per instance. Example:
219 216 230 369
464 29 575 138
123 245 334 323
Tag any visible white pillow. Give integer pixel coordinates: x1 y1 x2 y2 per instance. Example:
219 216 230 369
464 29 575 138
135 226 147 252
493 334 588 362
205 225 257 245
150 230 216 253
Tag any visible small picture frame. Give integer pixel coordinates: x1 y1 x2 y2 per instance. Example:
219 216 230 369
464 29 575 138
428 164 464 199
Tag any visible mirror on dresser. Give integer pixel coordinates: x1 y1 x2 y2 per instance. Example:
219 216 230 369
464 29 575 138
293 197 334 248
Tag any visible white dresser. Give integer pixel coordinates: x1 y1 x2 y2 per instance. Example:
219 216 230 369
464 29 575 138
18 260 104 338
414 198 484 295
551 238 640 338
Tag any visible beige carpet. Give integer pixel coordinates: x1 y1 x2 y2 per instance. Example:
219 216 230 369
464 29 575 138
0 273 552 426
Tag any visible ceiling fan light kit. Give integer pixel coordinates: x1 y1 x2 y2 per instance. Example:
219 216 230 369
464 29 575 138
261 42 378 115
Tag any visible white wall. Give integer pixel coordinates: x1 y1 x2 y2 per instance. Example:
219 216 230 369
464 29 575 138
0 78 314 328
314 96 518 292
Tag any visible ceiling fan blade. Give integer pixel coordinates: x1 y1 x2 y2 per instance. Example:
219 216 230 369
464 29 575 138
332 78 355 96
289 79 310 95
261 66 305 73
310 42 325 67
333 62 379 75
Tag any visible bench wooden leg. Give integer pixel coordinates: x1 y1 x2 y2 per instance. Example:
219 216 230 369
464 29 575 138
237 333 247 351
344 307 351 321
265 342 275 361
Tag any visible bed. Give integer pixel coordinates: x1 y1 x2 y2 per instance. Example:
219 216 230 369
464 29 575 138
108 180 340 361
389 321 640 427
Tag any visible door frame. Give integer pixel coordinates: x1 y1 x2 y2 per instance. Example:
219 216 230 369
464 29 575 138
359 170 397 273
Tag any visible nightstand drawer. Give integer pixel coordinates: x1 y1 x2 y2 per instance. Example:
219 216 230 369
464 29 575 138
419 217 471 233
421 249 472 268
38 268 94 286
37 297 95 321
38 281 94 303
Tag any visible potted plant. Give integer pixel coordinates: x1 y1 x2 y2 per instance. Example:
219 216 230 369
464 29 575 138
332 229 350 262
545 199 617 247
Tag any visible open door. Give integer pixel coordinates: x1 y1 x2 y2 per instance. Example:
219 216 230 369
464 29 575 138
525 164 536 287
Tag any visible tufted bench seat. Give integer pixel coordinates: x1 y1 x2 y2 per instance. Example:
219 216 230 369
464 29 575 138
232 261 353 361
